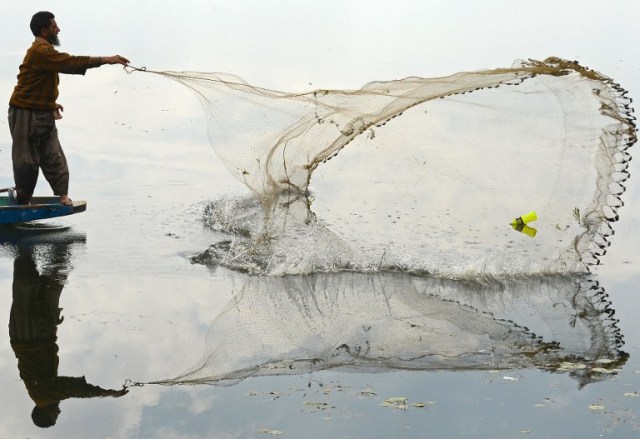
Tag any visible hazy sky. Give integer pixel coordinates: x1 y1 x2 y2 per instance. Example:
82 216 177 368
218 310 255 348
1 0 638 92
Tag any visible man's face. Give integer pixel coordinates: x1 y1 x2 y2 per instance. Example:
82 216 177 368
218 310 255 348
42 19 60 46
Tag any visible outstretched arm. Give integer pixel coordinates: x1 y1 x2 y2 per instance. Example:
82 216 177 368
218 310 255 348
32 45 129 73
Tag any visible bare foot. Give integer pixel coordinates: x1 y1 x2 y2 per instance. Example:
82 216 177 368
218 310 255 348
60 195 73 206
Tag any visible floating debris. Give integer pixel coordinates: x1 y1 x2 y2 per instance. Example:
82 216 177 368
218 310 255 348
320 384 348 395
304 401 330 410
503 376 519 382
623 392 638 398
383 397 408 404
572 207 581 224
588 404 606 411
247 390 287 400
258 428 283 436
381 397 409 410
413 402 435 408
360 387 377 397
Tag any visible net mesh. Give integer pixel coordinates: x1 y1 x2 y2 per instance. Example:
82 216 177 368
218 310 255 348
131 57 636 277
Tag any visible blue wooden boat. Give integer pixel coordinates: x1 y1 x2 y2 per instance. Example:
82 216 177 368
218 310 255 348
0 187 86 225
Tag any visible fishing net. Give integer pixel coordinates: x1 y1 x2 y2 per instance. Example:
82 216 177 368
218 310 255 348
130 57 636 277
122 59 633 388
144 272 625 389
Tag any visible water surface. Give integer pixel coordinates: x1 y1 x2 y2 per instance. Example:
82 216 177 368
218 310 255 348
1 1 639 437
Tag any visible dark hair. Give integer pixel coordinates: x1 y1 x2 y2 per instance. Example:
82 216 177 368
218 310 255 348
31 405 59 428
30 11 55 37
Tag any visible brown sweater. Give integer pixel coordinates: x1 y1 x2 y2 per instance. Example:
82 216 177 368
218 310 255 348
9 38 100 111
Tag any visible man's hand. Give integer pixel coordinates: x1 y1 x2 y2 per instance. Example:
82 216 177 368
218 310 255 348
53 103 64 120
104 55 130 66
107 388 129 397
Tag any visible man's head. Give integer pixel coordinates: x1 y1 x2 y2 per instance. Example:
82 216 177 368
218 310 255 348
31 403 61 428
30 11 60 46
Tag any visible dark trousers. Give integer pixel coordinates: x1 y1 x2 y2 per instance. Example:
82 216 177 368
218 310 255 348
8 106 69 204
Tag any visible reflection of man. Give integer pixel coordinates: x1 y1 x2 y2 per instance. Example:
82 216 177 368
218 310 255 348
8 11 129 205
8 241 126 429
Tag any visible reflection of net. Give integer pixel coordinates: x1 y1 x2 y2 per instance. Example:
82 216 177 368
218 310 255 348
134 57 635 276
148 272 625 389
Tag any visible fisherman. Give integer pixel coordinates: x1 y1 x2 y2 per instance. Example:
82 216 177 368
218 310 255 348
8 11 129 205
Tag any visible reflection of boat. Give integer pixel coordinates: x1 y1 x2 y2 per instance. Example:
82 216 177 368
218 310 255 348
149 272 626 389
0 225 86 251
0 188 86 225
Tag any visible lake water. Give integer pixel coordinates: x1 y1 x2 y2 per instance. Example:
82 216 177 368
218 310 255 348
1 1 640 438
